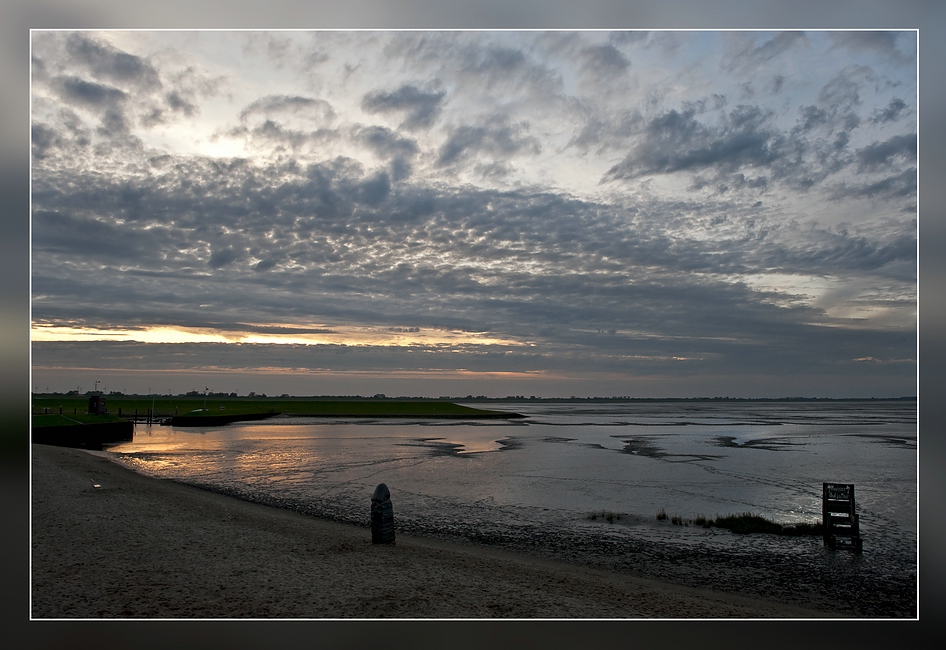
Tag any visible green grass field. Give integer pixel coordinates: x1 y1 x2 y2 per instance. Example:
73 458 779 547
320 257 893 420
31 412 126 428
31 396 518 420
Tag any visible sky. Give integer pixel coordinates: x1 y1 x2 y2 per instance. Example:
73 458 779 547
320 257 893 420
29 30 917 398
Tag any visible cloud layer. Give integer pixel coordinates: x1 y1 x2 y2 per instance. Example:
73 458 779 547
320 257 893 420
30 31 917 396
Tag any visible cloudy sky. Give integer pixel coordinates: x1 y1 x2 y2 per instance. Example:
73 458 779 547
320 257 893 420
29 30 917 398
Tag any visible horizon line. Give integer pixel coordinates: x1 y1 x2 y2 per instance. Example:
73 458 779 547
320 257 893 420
31 392 918 401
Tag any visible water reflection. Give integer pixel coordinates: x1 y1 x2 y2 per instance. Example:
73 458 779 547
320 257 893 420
109 401 917 558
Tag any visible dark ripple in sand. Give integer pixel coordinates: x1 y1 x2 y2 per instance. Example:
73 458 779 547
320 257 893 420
713 436 805 451
619 437 724 463
497 437 523 451
397 439 466 457
842 433 916 450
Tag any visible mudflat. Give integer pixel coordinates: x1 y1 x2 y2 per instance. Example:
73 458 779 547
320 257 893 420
30 444 834 619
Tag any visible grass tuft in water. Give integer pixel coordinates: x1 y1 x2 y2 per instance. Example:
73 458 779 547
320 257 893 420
691 512 824 536
781 521 825 536
588 510 622 523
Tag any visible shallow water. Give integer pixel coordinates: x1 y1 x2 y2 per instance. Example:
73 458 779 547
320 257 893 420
107 400 917 616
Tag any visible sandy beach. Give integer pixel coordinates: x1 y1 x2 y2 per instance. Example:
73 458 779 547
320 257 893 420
30 443 842 619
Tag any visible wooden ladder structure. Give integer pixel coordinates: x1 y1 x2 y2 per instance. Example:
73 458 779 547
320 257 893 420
822 483 862 552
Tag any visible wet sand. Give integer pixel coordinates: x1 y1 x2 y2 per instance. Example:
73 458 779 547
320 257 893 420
31 444 838 619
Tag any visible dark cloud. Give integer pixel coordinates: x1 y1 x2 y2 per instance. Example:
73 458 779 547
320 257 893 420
65 34 161 89
603 83 915 198
796 105 830 132
229 95 339 151
30 112 92 162
166 91 199 117
793 104 861 135
356 171 391 206
353 125 418 159
567 109 643 154
208 247 241 268
97 108 130 137
361 85 445 131
793 70 871 139
240 95 335 123
389 157 413 183
830 167 917 201
608 32 650 46
56 76 126 108
721 32 807 73
462 45 527 78
706 172 769 194
253 120 298 144
31 124 58 160
459 44 560 99
602 104 781 182
829 31 916 65
140 108 167 128
226 120 340 154
755 230 916 277
818 72 864 111
254 257 279 272
32 209 154 263
437 116 541 168
856 134 916 173
351 125 419 181
579 44 630 77
140 90 201 128
871 98 908 124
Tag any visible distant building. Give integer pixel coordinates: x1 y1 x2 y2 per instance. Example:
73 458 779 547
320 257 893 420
88 394 106 415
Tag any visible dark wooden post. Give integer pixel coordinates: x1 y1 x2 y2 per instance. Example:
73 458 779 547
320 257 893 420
371 483 396 544
823 483 862 552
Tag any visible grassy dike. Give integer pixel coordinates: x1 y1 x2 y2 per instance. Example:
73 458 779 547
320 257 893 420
31 411 133 449
32 395 525 427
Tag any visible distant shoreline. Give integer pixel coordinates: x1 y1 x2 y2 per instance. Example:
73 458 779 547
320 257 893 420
28 395 914 441
31 393 917 403
31 398 527 427
168 409 525 427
